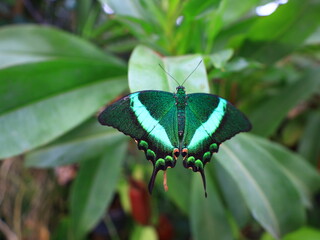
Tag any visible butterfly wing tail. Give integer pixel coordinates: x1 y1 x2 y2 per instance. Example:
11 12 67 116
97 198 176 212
200 169 208 198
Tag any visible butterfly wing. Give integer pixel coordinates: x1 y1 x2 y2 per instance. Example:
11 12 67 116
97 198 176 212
183 93 252 195
98 90 179 193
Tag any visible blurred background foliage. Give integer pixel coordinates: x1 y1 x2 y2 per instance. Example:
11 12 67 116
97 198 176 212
0 0 320 239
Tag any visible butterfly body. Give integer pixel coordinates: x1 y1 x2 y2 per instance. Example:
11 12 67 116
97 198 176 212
98 86 251 196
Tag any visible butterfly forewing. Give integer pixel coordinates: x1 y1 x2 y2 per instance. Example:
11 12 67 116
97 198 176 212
98 90 179 193
184 93 251 156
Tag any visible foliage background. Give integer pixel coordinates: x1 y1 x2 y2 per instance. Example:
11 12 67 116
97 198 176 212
0 0 320 240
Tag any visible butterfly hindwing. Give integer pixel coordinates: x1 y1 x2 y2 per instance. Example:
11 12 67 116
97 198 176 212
183 93 252 194
98 90 179 193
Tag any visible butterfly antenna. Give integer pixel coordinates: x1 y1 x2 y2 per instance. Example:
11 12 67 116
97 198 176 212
158 64 181 86
181 59 203 86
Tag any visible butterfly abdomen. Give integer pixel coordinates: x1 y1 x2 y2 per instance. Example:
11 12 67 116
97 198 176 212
175 86 187 139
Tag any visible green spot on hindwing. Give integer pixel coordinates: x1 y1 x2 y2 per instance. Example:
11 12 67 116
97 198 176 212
146 149 156 160
165 155 173 163
210 143 218 152
155 158 165 169
187 156 195 164
195 159 203 170
203 151 211 163
138 140 148 151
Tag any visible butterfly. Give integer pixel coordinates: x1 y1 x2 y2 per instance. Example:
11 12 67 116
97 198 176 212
98 62 251 197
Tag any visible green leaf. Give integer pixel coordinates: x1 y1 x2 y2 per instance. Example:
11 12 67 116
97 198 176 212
0 25 120 69
219 0 260 26
204 0 261 53
129 45 209 93
240 0 320 63
165 165 192 215
298 111 320 166
249 69 320 137
190 173 233 240
52 217 70 240
0 59 126 115
283 227 320 240
210 48 234 69
100 0 145 19
215 161 251 227
70 139 127 240
0 61 127 159
248 134 320 208
216 133 305 238
130 225 158 240
25 119 126 167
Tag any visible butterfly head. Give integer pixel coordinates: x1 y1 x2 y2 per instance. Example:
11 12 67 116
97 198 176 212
176 85 186 94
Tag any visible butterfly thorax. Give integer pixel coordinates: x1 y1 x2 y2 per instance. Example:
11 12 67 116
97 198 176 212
175 86 187 140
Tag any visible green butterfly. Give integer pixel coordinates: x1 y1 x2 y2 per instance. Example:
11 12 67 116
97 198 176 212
98 63 251 197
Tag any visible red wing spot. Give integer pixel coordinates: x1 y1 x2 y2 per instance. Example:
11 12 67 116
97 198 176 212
173 148 180 159
182 148 188 159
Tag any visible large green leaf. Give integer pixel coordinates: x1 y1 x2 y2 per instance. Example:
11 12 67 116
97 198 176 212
190 173 233 240
215 161 251 228
0 25 128 159
128 45 209 93
240 0 320 63
0 65 127 159
203 0 261 53
248 134 320 208
283 227 320 240
298 111 320 166
216 133 305 238
100 0 145 19
130 225 158 240
25 119 126 167
249 69 320 137
219 0 260 26
0 59 125 115
0 25 121 69
165 164 192 215
70 139 127 240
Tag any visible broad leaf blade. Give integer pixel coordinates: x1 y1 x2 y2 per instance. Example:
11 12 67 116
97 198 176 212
246 134 320 208
216 133 305 238
215 161 251 227
0 25 120 69
283 227 320 240
128 45 209 93
249 69 320 137
240 0 320 63
190 173 233 240
298 111 320 166
0 59 125 115
0 73 127 159
70 139 127 239
25 120 126 167
165 165 192 215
